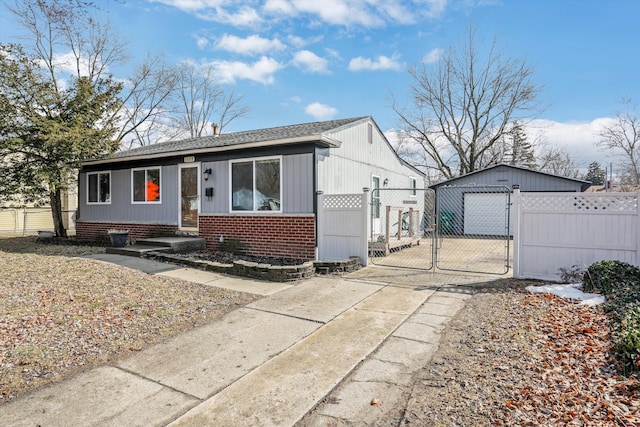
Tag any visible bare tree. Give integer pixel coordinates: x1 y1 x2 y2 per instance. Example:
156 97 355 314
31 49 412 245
8 0 127 91
116 53 181 149
537 145 581 179
173 62 249 138
393 25 543 179
2 0 185 235
598 99 640 185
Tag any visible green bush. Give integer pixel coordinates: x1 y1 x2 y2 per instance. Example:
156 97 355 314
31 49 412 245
584 260 640 374
583 260 640 294
612 303 640 375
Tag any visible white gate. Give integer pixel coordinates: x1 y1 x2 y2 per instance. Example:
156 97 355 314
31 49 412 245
512 189 640 281
317 193 368 265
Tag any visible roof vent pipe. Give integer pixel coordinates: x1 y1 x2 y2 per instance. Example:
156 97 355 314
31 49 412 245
212 123 220 137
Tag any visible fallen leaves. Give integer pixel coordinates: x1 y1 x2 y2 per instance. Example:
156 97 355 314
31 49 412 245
394 282 640 427
0 247 260 404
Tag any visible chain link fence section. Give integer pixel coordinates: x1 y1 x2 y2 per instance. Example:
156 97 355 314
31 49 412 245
369 188 435 270
435 185 511 274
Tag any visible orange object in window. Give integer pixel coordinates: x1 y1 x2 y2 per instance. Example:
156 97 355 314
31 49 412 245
146 181 159 201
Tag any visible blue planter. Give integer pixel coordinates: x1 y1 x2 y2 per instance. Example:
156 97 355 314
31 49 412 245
108 232 129 247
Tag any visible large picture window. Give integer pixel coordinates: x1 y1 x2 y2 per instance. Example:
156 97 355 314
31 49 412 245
87 171 111 204
132 167 161 203
231 157 281 212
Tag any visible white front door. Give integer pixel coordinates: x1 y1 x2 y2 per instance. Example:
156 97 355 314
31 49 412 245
179 164 200 229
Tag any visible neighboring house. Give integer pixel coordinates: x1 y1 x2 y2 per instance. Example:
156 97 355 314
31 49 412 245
76 116 424 260
429 164 591 236
585 184 640 192
0 188 77 234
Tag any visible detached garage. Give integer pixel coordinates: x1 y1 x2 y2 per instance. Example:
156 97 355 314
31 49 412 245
431 164 590 236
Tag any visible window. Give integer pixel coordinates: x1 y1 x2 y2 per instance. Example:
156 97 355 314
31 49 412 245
372 176 380 219
87 171 111 204
231 157 281 212
132 167 161 203
410 177 417 197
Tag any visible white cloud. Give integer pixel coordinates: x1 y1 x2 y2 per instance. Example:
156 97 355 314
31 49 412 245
216 34 286 55
292 50 330 74
526 118 614 168
202 5 262 26
194 35 209 49
423 48 443 64
151 0 450 28
155 1 262 26
348 54 403 71
208 56 284 84
263 0 297 15
305 102 338 120
51 51 102 77
286 34 324 48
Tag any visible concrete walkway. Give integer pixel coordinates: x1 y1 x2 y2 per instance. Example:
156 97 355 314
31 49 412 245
0 255 488 426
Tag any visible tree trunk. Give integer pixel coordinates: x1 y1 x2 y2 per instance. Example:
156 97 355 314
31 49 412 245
50 189 67 238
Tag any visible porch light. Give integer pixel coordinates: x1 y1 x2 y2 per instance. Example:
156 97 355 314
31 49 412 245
203 168 212 181
383 178 389 187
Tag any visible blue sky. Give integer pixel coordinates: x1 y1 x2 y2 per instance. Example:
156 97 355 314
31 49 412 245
1 0 639 169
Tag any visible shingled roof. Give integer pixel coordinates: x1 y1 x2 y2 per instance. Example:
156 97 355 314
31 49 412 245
85 116 369 165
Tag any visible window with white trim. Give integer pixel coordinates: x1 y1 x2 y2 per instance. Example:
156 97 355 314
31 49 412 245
87 171 111 204
231 157 281 212
409 177 417 197
132 167 161 203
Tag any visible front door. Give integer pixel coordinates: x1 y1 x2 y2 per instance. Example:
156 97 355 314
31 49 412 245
179 164 200 229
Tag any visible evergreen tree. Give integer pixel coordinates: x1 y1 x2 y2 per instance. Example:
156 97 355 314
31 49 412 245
583 161 606 185
506 121 537 169
0 43 121 236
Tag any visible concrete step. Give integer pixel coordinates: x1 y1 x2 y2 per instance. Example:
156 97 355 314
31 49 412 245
106 245 172 257
134 237 206 253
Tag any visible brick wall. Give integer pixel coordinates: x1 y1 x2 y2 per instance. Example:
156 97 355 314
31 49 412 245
199 214 316 261
76 221 178 242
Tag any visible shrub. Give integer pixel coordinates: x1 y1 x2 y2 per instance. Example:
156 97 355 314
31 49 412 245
558 265 583 283
584 260 640 374
612 303 640 375
583 260 640 294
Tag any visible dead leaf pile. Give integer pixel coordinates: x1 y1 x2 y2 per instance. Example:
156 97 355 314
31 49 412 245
395 283 640 426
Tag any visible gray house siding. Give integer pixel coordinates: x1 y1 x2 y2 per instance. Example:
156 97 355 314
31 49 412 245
282 153 314 213
79 166 179 224
439 165 585 192
201 160 229 214
431 165 588 236
200 153 314 215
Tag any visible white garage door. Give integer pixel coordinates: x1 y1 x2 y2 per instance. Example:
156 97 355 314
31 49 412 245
463 192 512 236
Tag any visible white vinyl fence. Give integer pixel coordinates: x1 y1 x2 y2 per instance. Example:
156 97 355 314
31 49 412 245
0 208 76 234
317 193 368 265
512 189 640 281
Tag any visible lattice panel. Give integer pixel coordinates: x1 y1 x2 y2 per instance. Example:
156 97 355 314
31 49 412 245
322 194 363 209
522 194 638 212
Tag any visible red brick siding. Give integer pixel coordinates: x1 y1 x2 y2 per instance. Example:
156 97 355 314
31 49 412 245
76 221 178 242
199 214 316 261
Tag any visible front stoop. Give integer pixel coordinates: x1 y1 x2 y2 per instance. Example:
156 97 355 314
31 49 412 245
106 237 206 256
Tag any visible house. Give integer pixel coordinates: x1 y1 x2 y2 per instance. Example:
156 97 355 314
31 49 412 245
429 164 591 236
76 116 424 261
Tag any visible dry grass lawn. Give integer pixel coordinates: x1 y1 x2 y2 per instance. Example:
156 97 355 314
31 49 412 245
0 236 260 404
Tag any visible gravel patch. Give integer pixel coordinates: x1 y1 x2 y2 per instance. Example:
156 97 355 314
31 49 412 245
0 237 260 404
